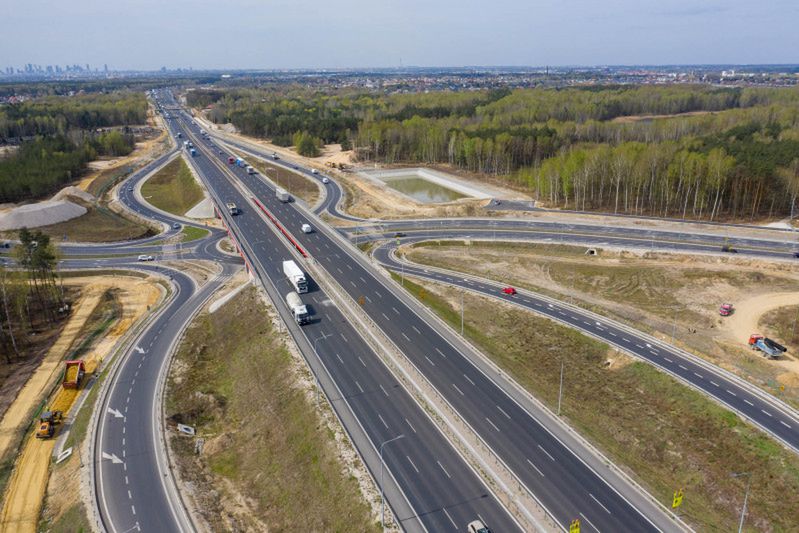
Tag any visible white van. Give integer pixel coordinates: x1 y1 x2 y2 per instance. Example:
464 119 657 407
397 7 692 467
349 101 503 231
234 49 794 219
301 224 313 234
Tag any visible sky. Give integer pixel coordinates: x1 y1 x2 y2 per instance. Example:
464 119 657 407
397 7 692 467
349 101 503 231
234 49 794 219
3 0 798 70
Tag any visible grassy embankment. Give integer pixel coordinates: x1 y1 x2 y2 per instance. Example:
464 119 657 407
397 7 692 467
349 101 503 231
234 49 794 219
405 241 799 406
166 287 377 531
760 305 799 346
393 272 799 532
141 156 204 216
234 150 319 205
180 225 210 242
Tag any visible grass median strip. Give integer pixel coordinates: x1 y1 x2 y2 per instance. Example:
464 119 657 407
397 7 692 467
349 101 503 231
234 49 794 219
166 286 377 531
393 272 799 532
141 156 204 216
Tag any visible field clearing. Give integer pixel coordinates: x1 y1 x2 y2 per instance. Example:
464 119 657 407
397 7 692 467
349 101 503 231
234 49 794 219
166 286 377 532
396 273 799 532
405 241 799 406
141 156 204 216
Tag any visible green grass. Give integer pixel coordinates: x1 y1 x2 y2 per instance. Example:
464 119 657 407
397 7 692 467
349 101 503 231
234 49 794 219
167 286 377 532
395 273 799 532
238 152 319 205
29 202 153 243
41 502 91 533
180 225 210 242
141 156 204 216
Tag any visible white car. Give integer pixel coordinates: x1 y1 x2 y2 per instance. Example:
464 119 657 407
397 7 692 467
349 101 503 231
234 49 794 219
301 223 313 234
137 255 154 262
311 168 318 174
467 520 491 533
322 177 330 184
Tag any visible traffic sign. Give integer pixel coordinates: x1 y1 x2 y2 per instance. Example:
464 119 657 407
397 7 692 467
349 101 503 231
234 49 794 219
672 488 684 508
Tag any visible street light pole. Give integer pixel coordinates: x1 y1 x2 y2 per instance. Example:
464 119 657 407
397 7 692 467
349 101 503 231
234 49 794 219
557 359 564 416
380 434 405 530
312 334 330 404
460 287 464 335
731 472 752 533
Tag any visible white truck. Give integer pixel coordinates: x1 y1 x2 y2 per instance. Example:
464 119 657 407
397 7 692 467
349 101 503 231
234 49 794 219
283 260 308 293
246 165 256 174
285 291 310 325
276 187 291 203
226 202 239 216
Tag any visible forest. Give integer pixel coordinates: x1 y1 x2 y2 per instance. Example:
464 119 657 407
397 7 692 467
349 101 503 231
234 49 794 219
188 85 799 220
0 91 146 202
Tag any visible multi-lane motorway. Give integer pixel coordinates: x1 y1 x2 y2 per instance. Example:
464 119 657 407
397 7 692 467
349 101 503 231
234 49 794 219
65 88 799 533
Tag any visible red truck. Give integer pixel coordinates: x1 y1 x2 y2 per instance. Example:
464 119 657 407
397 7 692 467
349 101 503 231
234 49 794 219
502 287 517 295
719 303 733 316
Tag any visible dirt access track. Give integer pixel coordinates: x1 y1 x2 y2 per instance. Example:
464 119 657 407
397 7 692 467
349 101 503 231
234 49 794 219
0 275 163 533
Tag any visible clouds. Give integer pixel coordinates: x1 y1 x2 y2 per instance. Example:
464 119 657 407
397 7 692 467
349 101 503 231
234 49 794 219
1 0 797 69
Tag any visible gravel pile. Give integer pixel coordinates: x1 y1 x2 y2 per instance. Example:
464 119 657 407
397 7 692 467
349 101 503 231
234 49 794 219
0 200 86 231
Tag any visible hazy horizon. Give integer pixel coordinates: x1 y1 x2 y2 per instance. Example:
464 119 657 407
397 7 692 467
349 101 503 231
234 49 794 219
3 0 798 70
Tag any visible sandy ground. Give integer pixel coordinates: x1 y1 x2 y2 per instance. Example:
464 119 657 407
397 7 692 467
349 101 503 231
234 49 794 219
0 275 162 533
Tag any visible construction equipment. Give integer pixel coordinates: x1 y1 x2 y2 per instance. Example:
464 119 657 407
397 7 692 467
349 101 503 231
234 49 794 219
719 303 733 316
749 334 787 358
62 360 86 389
35 410 64 439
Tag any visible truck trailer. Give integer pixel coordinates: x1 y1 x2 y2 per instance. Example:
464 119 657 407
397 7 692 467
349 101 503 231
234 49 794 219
286 291 310 325
749 334 787 358
276 188 291 202
283 260 308 293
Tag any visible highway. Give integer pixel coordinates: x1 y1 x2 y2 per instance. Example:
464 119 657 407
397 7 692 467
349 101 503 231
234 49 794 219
158 97 522 532
219 127 799 454
173 98 678 531
371 235 799 455
93 264 233 532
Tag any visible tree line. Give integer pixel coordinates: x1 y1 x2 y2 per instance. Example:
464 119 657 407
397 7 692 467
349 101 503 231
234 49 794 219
0 131 135 202
0 91 147 139
189 84 799 220
0 229 65 361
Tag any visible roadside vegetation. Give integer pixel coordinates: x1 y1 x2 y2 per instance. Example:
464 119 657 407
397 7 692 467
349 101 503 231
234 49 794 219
140 156 204 216
0 92 147 202
404 241 799 406
239 151 319 205
180 225 209 242
189 85 799 221
761 305 799 346
166 286 377 531
394 273 799 532
29 199 153 243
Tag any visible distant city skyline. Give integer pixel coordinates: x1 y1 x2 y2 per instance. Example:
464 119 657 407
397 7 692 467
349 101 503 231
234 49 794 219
2 0 798 70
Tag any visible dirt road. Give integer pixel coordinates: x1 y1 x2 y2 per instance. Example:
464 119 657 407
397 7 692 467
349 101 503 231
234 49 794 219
0 275 162 533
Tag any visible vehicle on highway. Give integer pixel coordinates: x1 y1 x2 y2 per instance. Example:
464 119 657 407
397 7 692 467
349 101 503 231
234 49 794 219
794 251 799 258
227 156 235 164
285 291 310 325
0 241 9 248
322 177 330 184
271 152 279 160
246 165 256 174
127 186 133 192
226 202 240 215
137 254 154 261
394 232 406 238
173 222 181 229
276 188 291 203
721 245 738 253
219 150 224 155
502 287 517 295
719 303 733 316
301 223 313 234
467 519 491 533
311 168 318 174
283 260 308 293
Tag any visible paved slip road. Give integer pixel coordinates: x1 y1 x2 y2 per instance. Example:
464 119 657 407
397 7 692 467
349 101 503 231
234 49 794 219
158 97 522 533
371 235 799 456
173 99 674 532
94 263 234 533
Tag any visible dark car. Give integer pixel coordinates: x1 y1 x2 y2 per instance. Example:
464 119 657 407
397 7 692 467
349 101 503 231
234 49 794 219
394 232 407 238
721 245 738 253
794 251 799 259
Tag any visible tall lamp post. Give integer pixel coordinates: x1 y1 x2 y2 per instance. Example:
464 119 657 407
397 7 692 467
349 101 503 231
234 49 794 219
731 471 752 533
380 434 405 529
312 333 330 404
